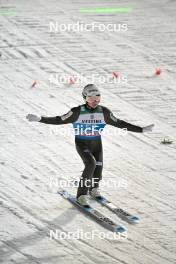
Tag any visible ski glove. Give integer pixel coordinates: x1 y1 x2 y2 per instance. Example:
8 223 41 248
26 114 41 122
143 124 154 133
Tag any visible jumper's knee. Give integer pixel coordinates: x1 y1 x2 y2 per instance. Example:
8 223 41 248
84 156 96 172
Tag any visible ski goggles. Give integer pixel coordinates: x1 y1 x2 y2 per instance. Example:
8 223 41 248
86 95 101 103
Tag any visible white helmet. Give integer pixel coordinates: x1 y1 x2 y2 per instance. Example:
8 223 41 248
82 84 100 100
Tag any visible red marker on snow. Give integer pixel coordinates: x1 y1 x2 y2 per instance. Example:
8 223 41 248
155 68 161 75
31 80 37 88
69 76 77 84
112 72 119 78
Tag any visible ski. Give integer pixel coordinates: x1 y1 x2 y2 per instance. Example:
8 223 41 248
93 195 140 224
58 189 126 233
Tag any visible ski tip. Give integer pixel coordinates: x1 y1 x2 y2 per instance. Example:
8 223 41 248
58 189 69 198
57 189 63 195
128 216 140 224
115 225 126 233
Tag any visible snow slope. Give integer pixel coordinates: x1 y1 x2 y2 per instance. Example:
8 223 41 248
0 0 176 263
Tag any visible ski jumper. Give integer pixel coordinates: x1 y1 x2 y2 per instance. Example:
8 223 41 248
40 104 143 198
